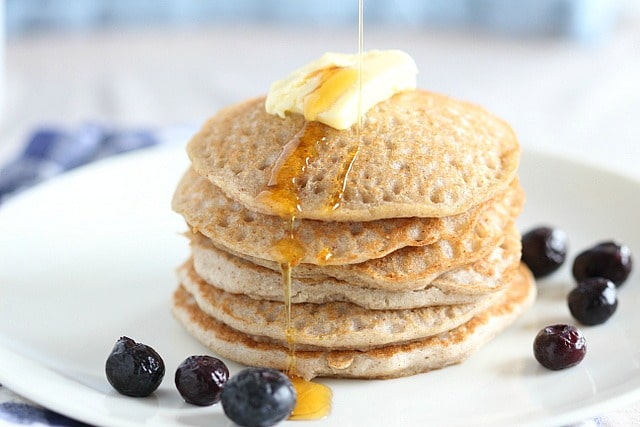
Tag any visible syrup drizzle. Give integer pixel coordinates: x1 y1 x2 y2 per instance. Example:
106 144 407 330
257 123 325 217
327 0 364 211
270 216 303 374
258 124 332 419
257 0 364 420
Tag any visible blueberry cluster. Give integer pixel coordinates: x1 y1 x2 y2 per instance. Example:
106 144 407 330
521 226 633 370
105 337 296 427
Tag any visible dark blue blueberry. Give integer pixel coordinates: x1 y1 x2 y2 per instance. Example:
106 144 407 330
533 324 587 370
572 241 633 286
568 277 618 325
521 226 568 278
105 336 165 397
175 355 229 406
221 367 296 427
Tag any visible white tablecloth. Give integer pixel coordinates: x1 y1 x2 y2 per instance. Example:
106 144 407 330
1 20 639 426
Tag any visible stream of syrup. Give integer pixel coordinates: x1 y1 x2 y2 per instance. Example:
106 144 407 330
257 0 365 420
328 0 364 213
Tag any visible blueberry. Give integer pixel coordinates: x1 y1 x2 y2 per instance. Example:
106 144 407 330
175 355 229 406
105 337 165 397
533 324 586 370
221 367 296 427
568 277 618 325
521 226 568 278
572 241 632 286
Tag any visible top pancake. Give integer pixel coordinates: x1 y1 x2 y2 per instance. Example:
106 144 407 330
187 90 520 221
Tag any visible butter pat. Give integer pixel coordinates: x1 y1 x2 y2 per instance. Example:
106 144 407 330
265 50 418 130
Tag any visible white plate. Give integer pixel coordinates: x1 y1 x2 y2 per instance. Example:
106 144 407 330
1 146 639 427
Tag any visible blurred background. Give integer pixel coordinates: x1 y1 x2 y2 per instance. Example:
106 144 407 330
1 0 640 189
6 0 639 40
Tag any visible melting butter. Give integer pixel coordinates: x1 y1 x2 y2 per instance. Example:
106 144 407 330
265 50 418 130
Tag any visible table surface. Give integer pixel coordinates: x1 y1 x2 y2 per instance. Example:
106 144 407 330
1 19 640 426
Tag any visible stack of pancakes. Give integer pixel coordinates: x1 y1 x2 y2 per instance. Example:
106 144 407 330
171 90 536 380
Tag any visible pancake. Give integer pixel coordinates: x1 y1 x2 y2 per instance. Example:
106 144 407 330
173 167 523 265
187 225 520 308
186 90 520 221
181 257 503 310
190 221 521 291
172 263 536 380
179 261 503 349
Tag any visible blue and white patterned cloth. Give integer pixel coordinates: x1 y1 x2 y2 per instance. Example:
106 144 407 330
0 386 89 426
0 123 157 205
